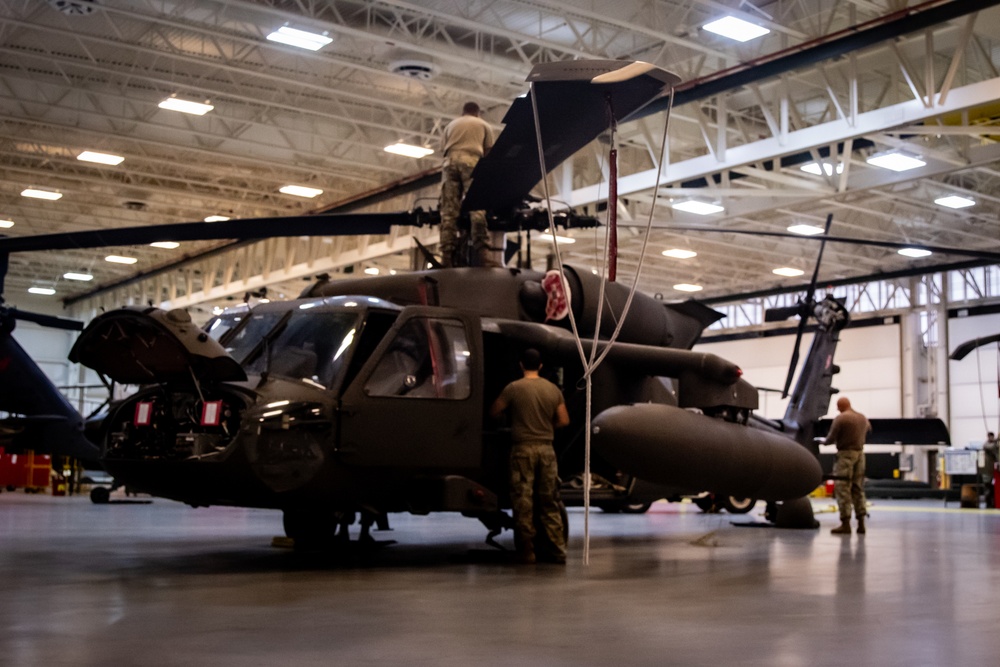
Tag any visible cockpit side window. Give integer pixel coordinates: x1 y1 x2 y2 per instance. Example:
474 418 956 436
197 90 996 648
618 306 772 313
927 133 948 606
364 317 471 399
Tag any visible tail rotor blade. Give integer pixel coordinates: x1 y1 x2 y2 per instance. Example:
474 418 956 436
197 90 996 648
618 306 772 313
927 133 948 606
782 213 833 398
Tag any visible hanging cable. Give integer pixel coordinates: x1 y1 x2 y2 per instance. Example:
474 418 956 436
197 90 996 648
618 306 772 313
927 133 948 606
528 81 676 565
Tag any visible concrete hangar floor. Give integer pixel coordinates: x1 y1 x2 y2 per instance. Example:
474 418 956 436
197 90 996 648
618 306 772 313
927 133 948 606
1 494 998 666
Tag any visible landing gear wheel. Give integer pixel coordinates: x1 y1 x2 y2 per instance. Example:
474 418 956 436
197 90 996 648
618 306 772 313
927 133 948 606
621 501 652 514
721 496 756 514
694 496 719 513
90 486 110 504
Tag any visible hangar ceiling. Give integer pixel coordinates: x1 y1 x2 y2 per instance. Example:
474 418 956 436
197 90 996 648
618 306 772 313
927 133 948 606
1 0 999 317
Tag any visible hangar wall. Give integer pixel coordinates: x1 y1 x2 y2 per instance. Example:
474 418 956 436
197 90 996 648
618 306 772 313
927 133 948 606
697 323 903 421
948 311 1000 448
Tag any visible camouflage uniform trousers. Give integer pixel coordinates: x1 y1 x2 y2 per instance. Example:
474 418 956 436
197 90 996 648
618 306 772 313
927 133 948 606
439 153 489 258
509 441 566 561
833 450 866 522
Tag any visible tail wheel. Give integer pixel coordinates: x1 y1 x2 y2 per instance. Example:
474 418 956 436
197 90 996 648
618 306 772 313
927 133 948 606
721 496 756 514
694 496 719 513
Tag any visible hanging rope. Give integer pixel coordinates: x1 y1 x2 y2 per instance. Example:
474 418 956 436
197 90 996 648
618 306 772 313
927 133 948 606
528 82 676 565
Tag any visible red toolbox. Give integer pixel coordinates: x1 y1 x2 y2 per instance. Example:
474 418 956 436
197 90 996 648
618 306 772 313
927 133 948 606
0 447 52 489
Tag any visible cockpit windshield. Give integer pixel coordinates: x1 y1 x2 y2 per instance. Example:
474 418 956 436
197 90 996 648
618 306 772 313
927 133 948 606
204 309 248 342
224 311 286 364
243 311 361 390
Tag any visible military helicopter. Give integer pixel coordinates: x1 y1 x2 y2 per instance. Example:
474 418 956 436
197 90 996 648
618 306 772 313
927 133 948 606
2 58 984 550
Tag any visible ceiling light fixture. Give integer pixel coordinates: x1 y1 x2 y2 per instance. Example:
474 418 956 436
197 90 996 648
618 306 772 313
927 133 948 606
787 224 825 236
702 16 770 42
158 97 214 115
0 219 13 229
204 215 230 223
22 188 62 200
671 199 724 215
266 26 332 51
662 248 697 259
28 287 56 295
384 143 434 158
63 272 94 281
150 241 180 249
772 267 805 277
105 255 138 264
799 162 843 176
898 247 932 258
673 283 703 292
364 267 380 275
77 150 124 165
866 151 926 172
279 184 323 198
934 195 975 209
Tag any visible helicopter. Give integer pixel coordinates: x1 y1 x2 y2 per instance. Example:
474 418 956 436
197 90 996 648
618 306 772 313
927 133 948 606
0 58 896 548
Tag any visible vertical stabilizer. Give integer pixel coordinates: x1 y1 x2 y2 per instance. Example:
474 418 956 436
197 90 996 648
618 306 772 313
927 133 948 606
781 296 850 454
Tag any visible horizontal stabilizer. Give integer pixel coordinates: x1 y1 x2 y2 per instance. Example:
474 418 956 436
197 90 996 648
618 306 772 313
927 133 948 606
814 418 950 445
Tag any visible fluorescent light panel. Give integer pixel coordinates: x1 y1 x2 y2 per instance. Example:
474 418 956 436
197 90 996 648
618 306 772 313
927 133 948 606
800 162 843 176
77 150 124 165
63 272 94 281
671 200 724 215
384 143 434 158
204 215 230 222
158 97 214 115
0 219 13 229
673 283 703 292
662 248 697 259
22 188 62 200
866 152 926 172
703 16 770 42
266 26 332 51
150 241 180 249
28 287 56 295
773 267 805 277
787 224 825 236
105 255 138 264
279 184 323 198
364 267 380 275
934 195 975 209
898 247 932 258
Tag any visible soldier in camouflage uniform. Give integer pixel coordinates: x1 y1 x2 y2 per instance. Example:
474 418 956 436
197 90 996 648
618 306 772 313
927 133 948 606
825 397 872 535
490 348 569 564
439 102 494 267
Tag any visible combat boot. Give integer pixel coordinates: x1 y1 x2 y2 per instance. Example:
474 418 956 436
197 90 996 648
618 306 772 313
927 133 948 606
856 516 866 534
830 521 851 535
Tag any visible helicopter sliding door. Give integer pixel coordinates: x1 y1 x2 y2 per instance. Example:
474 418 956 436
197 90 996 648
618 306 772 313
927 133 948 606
337 306 483 471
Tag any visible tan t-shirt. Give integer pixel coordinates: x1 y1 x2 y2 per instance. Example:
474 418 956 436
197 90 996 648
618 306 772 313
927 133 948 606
499 377 564 444
442 115 494 162
826 409 871 452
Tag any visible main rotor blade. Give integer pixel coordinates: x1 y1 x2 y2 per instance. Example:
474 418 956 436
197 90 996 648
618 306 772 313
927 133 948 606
10 309 84 332
950 334 1000 361
0 211 420 254
663 227 1000 263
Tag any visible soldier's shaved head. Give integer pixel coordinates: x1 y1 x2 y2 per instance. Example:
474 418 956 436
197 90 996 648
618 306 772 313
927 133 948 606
836 397 852 412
